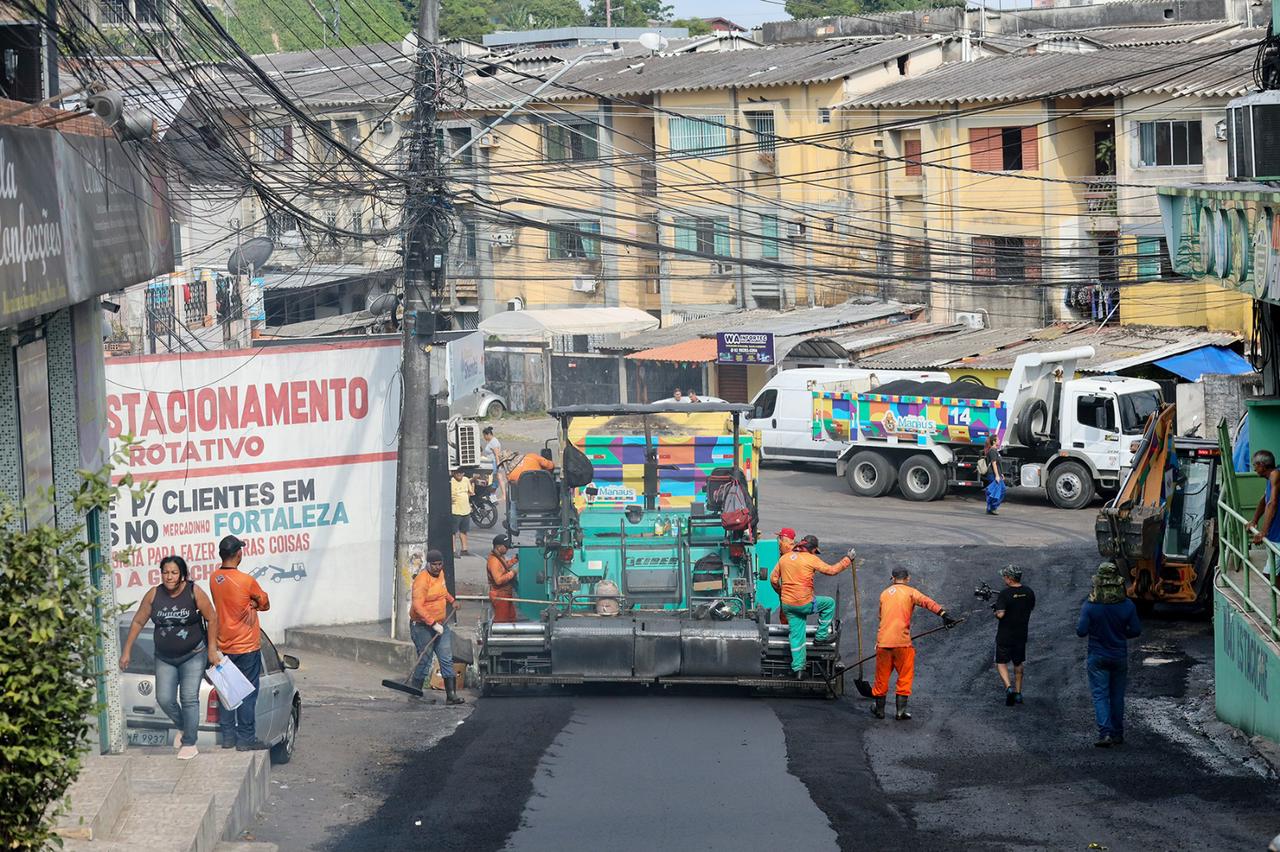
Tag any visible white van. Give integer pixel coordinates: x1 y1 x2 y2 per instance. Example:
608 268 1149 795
745 368 951 464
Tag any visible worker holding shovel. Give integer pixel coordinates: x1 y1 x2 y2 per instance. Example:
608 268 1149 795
410 550 465 706
871 568 958 720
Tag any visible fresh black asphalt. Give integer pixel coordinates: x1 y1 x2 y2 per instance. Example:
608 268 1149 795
328 543 1280 852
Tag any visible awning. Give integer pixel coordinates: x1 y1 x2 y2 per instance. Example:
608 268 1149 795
626 338 718 362
1153 345 1256 382
480 307 659 341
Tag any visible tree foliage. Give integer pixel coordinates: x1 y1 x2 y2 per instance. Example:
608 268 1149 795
584 0 672 28
222 0 410 53
0 448 149 850
667 16 712 35
491 0 586 31
784 0 959 21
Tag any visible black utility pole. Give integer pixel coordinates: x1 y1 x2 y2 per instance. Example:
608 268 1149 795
391 0 448 641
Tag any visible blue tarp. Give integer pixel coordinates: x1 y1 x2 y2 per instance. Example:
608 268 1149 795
1153 346 1255 382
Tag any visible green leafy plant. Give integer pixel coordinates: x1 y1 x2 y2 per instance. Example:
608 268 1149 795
0 445 150 851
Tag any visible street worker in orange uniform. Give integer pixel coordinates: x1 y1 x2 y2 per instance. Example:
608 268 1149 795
769 535 855 679
410 550 464 705
486 534 519 623
872 567 957 721
774 528 797 626
506 450 557 534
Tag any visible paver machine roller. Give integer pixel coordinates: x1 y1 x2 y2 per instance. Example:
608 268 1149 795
476 402 841 695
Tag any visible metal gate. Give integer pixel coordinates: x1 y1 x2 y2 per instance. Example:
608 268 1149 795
550 354 620 407
717 364 749 403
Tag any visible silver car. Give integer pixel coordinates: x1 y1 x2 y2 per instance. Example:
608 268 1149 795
117 613 302 764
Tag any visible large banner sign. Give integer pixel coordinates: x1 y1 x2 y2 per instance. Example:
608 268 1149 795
106 339 401 630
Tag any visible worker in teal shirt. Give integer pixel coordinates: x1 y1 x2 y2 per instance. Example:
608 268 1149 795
1249 450 1280 546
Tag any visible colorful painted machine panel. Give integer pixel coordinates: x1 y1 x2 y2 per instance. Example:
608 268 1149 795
812 392 854 442
576 435 755 509
856 394 1007 446
568 412 757 510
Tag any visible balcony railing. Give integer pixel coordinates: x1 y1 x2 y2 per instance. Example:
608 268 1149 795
1218 499 1280 643
1082 175 1117 216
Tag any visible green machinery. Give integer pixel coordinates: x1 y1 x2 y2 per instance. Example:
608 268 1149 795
476 402 841 694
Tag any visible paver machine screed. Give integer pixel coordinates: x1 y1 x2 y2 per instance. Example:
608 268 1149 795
477 402 840 695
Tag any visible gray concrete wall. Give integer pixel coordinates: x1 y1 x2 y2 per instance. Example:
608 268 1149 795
761 0 1231 44
1203 371 1262 434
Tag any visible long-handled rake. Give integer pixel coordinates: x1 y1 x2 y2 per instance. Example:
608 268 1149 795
381 609 456 698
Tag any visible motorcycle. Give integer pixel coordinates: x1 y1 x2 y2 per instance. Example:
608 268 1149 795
470 472 499 530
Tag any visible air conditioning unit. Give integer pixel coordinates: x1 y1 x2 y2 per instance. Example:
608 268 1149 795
955 311 985 330
572 276 598 293
491 231 514 247
786 220 805 239
380 119 395 134
713 262 734 275
1226 91 1280 181
478 135 500 148
507 297 524 311
448 418 482 469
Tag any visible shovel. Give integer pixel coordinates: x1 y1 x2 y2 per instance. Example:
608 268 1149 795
381 609 456 698
849 563 873 698
840 618 967 691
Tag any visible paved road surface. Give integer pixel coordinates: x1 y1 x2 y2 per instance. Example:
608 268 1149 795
253 432 1279 851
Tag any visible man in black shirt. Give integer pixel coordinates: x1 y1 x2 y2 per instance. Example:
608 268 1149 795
994 565 1035 705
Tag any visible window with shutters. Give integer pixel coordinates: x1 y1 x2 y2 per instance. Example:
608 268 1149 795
903 138 922 176
1136 236 1178 279
545 121 599 161
669 116 727 155
673 216 730 256
448 127 474 166
548 220 601 259
258 125 293 162
973 236 1041 282
760 214 781 259
1138 120 1203 167
970 126 1038 172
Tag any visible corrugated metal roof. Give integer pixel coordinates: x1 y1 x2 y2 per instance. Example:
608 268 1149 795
826 321 966 355
854 323 1240 372
465 36 945 108
842 43 1255 108
1059 21 1240 45
215 43 414 109
608 300 922 351
625 338 719 362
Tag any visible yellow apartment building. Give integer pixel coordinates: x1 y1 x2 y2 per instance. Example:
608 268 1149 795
837 43 1254 332
455 36 962 323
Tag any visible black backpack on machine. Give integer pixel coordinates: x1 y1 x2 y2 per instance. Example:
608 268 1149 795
563 442 595 489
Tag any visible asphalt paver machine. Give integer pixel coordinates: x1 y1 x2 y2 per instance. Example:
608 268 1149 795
477 402 841 694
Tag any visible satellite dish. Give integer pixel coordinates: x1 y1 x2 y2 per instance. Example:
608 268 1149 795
367 289 399 316
637 32 668 52
228 237 274 275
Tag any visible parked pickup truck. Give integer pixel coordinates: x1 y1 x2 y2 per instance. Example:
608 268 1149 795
814 346 1164 509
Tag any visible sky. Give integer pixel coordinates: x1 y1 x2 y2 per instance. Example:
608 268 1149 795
668 0 786 27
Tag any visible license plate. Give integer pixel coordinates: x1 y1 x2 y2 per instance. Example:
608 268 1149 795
127 728 171 747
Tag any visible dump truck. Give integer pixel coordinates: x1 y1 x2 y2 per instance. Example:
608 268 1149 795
814 346 1164 509
475 402 840 695
1096 404 1223 614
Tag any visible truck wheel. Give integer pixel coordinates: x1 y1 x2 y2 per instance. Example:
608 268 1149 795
898 455 946 502
846 451 896 497
1047 460 1094 509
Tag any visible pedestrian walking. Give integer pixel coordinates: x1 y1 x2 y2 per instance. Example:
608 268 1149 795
768 535 854 679
871 568 957 720
992 565 1035 706
410 549 465 705
451 467 474 556
208 535 272 751
487 534 519 623
1076 561 1142 748
119 555 222 760
1249 449 1280 545
483 426 505 503
982 439 1005 515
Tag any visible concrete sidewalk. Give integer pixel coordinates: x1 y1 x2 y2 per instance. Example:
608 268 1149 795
53 747 274 852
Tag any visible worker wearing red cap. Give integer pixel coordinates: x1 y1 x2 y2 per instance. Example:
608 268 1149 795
775 528 797 626
769 535 855 678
